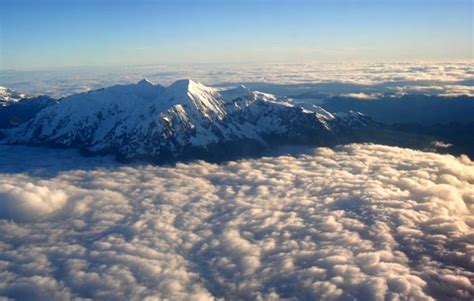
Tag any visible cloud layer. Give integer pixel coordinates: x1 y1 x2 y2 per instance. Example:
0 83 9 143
1 62 472 98
0 144 473 300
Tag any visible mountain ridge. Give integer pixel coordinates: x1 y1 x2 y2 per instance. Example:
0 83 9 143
1 79 376 162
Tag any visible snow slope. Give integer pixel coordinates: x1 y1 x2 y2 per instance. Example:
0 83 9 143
3 79 373 161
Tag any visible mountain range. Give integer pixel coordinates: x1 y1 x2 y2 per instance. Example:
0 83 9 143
0 86 57 129
1 79 375 162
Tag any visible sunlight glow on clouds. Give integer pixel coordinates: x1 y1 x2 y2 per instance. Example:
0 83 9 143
0 144 473 300
0 183 67 222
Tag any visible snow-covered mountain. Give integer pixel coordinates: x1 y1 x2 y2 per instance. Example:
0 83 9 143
2 79 375 162
0 86 27 106
0 86 57 128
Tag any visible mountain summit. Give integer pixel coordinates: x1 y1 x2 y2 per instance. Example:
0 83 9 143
2 79 374 162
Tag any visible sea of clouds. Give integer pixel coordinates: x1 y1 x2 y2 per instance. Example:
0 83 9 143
1 62 472 98
0 144 473 300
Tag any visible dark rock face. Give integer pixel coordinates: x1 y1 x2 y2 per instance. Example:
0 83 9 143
0 96 58 129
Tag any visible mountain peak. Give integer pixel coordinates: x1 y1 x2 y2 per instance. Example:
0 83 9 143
166 79 217 97
137 78 154 86
167 79 201 90
133 78 165 99
164 79 223 117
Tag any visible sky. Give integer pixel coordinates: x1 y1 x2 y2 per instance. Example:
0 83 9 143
0 0 472 70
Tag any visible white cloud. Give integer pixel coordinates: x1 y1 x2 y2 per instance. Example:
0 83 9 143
339 92 382 100
1 62 472 98
432 141 453 149
0 144 472 300
0 183 67 222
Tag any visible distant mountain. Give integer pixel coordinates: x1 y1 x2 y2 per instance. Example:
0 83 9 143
0 86 57 129
1 79 375 162
0 86 27 106
316 94 474 125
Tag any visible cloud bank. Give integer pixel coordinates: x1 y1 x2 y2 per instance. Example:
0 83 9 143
0 144 473 300
1 62 472 98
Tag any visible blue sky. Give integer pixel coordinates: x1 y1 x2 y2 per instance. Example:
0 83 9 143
0 0 472 70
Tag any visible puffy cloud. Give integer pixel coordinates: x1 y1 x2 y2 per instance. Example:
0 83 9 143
0 183 67 222
0 144 473 300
